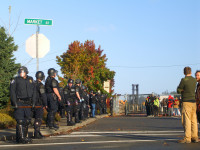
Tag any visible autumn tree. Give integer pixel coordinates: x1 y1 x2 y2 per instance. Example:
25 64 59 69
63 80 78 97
56 40 115 96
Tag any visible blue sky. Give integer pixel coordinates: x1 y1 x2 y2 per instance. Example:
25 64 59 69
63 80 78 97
0 0 200 95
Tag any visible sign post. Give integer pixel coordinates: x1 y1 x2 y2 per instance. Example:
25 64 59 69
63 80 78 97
25 18 53 71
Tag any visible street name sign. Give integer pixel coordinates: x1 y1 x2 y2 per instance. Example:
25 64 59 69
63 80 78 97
24 19 53 26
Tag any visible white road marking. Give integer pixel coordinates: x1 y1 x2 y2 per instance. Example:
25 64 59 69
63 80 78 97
71 130 184 134
0 139 177 148
54 133 183 138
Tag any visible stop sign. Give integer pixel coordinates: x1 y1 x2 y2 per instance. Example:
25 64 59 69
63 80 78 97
26 34 50 58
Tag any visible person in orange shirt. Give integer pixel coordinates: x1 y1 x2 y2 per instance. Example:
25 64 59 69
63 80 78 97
174 97 180 116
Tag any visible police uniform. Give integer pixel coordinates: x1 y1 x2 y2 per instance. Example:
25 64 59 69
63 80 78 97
75 85 83 122
63 85 76 125
45 76 59 129
82 90 89 119
110 98 113 116
95 93 102 115
58 87 65 118
10 67 36 144
33 80 47 138
102 94 107 114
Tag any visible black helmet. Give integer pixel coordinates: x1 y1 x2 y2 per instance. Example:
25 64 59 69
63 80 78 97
90 90 94 94
35 71 45 81
81 85 86 90
68 79 74 84
18 66 28 75
48 68 57 76
75 79 82 84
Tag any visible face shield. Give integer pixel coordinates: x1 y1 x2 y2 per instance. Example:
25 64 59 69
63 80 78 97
42 75 45 82
54 70 58 77
18 69 26 78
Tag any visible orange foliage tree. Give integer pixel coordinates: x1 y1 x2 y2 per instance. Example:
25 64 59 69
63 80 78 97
56 40 115 96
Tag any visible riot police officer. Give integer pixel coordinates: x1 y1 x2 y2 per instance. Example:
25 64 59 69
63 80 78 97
102 94 108 114
95 92 102 115
58 86 65 118
75 79 84 122
63 79 76 126
110 97 113 116
45 68 61 130
10 66 36 144
33 71 47 139
82 85 89 119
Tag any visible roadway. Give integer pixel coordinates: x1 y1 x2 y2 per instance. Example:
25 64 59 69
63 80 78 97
0 115 199 150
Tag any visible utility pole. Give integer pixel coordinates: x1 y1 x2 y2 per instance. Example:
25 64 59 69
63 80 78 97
36 25 40 71
9 5 11 36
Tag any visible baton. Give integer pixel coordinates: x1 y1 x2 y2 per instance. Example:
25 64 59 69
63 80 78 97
12 106 42 109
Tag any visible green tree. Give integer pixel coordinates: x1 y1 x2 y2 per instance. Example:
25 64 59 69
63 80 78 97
0 27 20 108
56 40 115 96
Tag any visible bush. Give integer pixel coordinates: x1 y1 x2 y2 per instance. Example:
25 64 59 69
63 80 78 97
42 109 61 124
0 113 16 129
0 104 14 117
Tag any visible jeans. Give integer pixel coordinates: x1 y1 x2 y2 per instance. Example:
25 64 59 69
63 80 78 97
91 103 96 117
174 108 179 116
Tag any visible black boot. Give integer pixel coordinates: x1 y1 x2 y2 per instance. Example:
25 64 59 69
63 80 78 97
53 124 59 130
67 112 75 126
75 111 81 123
34 120 44 139
16 124 28 144
24 125 32 143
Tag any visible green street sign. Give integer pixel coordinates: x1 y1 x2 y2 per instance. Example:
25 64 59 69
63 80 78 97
24 19 53 26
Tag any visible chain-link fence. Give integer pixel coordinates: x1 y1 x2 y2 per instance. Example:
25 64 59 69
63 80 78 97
112 94 147 115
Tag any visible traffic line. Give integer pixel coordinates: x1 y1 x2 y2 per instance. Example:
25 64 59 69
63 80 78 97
71 130 184 134
54 133 183 138
0 139 177 148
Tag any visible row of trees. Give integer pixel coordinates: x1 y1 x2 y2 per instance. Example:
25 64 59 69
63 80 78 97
0 26 115 108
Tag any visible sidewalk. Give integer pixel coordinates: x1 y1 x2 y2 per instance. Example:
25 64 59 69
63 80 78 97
0 114 109 141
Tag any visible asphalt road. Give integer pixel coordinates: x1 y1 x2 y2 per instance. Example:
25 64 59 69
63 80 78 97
0 115 199 150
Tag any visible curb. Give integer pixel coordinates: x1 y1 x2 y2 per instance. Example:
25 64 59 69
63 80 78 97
0 114 109 142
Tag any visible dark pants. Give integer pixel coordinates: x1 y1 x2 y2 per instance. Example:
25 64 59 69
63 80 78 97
14 101 32 143
33 106 43 137
58 101 65 118
153 105 159 116
73 101 80 123
79 102 85 120
46 94 58 127
84 105 89 119
146 105 150 116
163 107 167 115
149 105 154 115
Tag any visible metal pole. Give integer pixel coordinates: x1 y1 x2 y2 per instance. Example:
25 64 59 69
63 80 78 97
36 25 40 71
9 6 11 36
132 84 135 104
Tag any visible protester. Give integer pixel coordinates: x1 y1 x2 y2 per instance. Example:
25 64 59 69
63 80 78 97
167 96 174 116
174 97 180 116
153 97 160 117
145 97 150 116
195 70 200 124
161 98 168 116
177 67 198 143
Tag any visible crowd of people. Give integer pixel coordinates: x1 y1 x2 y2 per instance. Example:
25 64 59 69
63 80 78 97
145 95 182 117
145 67 200 143
10 66 109 144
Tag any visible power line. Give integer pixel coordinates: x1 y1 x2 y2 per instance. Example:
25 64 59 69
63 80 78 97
108 63 200 69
